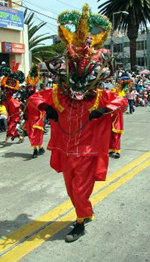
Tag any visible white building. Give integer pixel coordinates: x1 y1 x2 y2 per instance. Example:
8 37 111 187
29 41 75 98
104 31 150 71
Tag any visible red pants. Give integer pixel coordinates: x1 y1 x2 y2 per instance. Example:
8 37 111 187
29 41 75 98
7 120 19 139
59 154 96 219
27 127 44 147
109 132 121 153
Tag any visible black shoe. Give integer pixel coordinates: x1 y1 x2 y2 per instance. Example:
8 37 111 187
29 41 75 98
84 217 93 224
65 222 85 243
113 153 120 159
32 149 38 158
39 147 45 155
109 151 114 157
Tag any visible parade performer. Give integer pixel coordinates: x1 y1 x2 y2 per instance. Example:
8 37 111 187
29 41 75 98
109 74 133 158
24 65 45 158
0 61 25 143
31 4 127 242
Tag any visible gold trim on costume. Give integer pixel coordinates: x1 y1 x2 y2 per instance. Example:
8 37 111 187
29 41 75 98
52 84 102 113
112 115 124 134
33 125 44 130
88 89 102 113
77 214 95 223
109 149 121 153
52 84 65 112
1 76 20 91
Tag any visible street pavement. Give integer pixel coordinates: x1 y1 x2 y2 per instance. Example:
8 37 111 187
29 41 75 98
0 106 150 262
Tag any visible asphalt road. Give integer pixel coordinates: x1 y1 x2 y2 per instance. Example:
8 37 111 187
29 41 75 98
0 106 150 262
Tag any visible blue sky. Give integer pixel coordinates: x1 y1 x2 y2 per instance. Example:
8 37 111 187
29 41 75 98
22 0 105 44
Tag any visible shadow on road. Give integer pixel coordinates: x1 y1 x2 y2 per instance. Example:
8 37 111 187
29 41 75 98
2 152 32 161
0 142 14 148
0 213 73 249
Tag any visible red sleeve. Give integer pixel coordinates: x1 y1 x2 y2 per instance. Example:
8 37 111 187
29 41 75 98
27 89 53 111
99 89 128 114
37 89 53 109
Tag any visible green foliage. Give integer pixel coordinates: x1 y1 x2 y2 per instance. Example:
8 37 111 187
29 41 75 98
24 9 56 63
50 42 66 54
31 44 65 64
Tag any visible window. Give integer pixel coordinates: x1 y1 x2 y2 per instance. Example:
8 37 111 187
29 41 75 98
136 57 144 66
114 43 123 53
124 42 129 48
136 41 147 50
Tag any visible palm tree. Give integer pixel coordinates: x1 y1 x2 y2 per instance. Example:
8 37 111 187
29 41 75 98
24 9 57 63
97 0 150 70
31 42 65 63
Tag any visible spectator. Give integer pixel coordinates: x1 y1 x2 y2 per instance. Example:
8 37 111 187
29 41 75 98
47 75 53 88
147 92 150 106
126 87 136 114
0 100 8 131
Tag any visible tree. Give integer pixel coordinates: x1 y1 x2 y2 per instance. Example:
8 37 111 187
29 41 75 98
24 9 58 63
97 0 150 70
31 42 65 64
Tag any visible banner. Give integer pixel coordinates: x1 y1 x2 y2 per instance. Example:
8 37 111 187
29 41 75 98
0 5 24 30
2 42 25 53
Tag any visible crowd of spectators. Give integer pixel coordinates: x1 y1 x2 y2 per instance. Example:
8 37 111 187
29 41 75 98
1 67 150 133
102 69 150 114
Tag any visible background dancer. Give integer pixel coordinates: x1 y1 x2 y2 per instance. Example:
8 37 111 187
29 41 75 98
24 65 46 158
0 61 25 144
109 74 133 158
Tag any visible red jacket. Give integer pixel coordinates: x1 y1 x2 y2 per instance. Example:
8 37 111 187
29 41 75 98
37 87 127 156
29 87 127 179
24 92 46 132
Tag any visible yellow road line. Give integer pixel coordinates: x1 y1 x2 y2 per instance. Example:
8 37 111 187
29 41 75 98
1 151 150 254
93 150 150 193
1 157 150 262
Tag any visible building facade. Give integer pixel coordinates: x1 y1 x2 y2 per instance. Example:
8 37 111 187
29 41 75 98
104 32 150 71
0 0 29 75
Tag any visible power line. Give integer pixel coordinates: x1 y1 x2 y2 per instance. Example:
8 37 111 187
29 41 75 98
33 14 58 33
12 1 57 20
54 0 80 10
23 0 59 16
22 1 58 30
57 0 81 10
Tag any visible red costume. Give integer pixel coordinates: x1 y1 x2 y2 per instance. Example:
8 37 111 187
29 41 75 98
109 75 133 157
35 86 127 220
0 60 25 143
109 111 124 154
23 64 45 158
4 95 21 140
27 4 128 242
24 92 45 147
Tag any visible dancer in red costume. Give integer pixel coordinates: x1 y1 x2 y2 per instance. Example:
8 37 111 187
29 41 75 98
0 61 25 143
109 111 124 158
4 91 22 143
31 5 127 242
24 65 45 158
109 74 133 158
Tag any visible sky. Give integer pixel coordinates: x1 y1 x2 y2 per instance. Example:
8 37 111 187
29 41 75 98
21 0 105 44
